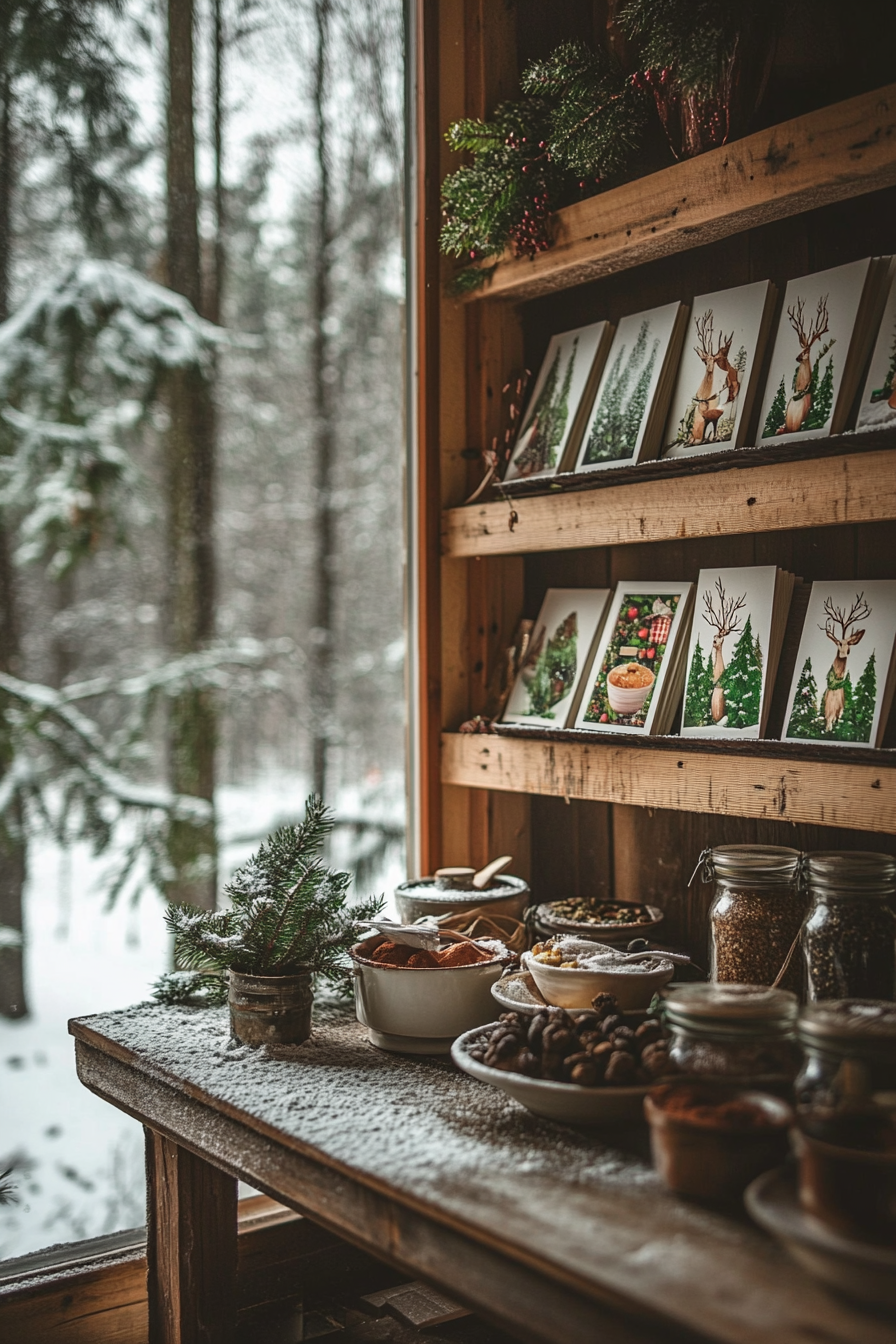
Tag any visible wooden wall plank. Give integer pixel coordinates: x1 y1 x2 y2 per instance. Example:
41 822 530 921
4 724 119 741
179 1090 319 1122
442 448 896 558
441 733 896 833
463 83 896 301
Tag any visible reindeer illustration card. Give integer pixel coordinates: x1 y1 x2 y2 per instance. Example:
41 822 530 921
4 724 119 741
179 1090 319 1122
782 580 896 748
574 581 694 735
856 262 896 432
504 321 614 482
681 566 795 740
662 282 778 457
503 588 612 727
757 258 886 444
573 302 689 473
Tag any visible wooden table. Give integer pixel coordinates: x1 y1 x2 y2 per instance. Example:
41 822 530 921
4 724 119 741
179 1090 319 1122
70 1004 896 1344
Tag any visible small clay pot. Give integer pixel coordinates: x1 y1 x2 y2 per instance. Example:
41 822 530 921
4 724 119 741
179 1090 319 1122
645 1084 793 1203
228 968 313 1047
794 1129 896 1244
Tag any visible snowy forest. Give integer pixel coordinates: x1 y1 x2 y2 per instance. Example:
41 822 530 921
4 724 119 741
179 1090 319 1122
0 0 405 1259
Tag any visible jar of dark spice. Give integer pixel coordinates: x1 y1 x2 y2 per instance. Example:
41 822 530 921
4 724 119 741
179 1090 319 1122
699 846 805 993
663 983 801 1092
795 1000 896 1145
802 852 896 1002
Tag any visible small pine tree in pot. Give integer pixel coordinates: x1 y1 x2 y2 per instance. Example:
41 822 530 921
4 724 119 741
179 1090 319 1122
154 797 384 1046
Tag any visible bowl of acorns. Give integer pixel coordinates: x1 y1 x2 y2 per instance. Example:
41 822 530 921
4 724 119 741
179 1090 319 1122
451 994 673 1124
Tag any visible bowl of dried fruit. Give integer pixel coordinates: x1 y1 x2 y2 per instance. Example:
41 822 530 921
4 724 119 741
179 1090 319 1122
523 937 675 1012
534 898 664 946
451 997 672 1124
351 931 509 1055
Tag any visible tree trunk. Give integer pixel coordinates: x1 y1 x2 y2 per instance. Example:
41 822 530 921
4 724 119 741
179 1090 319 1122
165 0 217 908
0 64 28 1019
208 0 225 327
309 0 336 801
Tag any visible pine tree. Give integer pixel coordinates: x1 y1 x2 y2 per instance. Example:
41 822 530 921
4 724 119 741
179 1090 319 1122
526 614 578 717
514 345 560 474
762 376 787 438
805 356 835 431
786 657 821 738
831 673 858 741
584 321 652 464
683 635 712 727
156 796 385 1003
853 651 878 743
720 616 762 729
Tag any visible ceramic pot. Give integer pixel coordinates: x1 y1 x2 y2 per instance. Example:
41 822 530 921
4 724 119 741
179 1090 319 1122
395 873 530 924
645 1084 793 1203
350 933 506 1054
794 1129 896 1243
228 968 313 1047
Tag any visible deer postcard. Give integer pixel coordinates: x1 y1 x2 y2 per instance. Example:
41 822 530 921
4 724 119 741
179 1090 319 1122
573 302 688 473
681 566 795 740
856 263 896 432
574 581 694 735
757 258 887 444
503 588 612 728
504 320 614 482
662 281 777 457
782 580 896 748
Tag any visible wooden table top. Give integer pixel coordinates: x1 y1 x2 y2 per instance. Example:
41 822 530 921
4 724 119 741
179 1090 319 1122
69 1003 896 1344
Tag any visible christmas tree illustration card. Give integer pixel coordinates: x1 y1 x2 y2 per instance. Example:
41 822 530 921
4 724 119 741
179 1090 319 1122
856 261 896 432
574 581 694 735
680 566 795 740
757 257 892 444
781 580 896 748
662 281 778 458
504 321 614 482
503 588 612 727
573 302 688 473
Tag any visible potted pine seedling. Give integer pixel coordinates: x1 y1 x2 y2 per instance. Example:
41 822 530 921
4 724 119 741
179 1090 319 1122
155 796 384 1046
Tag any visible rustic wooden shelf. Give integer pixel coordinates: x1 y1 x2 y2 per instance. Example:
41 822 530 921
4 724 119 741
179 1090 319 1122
441 731 896 833
442 443 896 558
462 83 896 303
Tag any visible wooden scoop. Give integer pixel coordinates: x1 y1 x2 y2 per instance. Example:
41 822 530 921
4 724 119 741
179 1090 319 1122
472 854 513 890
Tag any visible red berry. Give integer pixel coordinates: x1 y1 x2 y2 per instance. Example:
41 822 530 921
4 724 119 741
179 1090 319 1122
646 647 656 660
638 650 645 659
627 606 639 620
599 713 609 723
637 627 649 639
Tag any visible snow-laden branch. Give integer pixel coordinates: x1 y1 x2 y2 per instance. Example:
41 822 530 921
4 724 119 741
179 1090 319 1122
60 637 296 703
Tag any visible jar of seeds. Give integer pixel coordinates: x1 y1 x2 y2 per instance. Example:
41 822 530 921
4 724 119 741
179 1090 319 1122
699 846 805 993
802 853 896 1002
795 1000 896 1145
663 983 801 1091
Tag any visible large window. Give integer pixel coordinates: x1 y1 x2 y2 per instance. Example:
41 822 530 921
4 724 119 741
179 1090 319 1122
0 0 405 1260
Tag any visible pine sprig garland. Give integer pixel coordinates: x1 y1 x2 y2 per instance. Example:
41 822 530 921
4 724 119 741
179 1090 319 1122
520 41 647 182
156 796 384 999
441 99 560 269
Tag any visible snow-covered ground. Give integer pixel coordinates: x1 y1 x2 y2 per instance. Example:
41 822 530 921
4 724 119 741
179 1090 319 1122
0 775 405 1261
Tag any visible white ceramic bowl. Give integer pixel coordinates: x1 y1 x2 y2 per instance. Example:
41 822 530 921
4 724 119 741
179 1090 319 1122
351 935 506 1054
606 667 655 714
452 1024 649 1124
522 948 674 1012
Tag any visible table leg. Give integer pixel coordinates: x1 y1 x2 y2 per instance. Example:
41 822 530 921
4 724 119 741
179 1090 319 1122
145 1126 238 1344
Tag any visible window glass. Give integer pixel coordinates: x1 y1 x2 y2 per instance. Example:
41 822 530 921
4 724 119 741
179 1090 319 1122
0 0 405 1260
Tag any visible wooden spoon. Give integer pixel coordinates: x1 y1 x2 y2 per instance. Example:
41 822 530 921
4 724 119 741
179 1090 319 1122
471 854 513 890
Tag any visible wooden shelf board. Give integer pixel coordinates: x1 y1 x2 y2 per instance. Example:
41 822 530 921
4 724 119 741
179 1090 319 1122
441 731 896 832
462 84 896 302
442 444 896 557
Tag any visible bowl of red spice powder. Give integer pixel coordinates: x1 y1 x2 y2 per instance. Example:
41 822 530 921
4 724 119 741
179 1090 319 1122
350 931 510 1055
644 1083 793 1203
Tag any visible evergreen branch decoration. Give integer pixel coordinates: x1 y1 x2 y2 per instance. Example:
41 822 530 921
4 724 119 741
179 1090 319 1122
161 796 384 992
0 1167 19 1207
439 9 782 274
520 41 647 181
